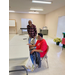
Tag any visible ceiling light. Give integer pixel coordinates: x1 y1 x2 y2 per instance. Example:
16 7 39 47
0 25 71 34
30 8 43 11
28 12 39 14
32 0 52 4
9 10 15 12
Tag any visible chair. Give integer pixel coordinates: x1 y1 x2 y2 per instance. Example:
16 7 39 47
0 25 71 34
41 45 49 68
61 38 65 50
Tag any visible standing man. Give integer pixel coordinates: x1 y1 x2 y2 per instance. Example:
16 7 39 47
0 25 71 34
27 20 37 44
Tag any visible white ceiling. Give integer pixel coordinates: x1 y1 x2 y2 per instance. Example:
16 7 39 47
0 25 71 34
9 0 65 14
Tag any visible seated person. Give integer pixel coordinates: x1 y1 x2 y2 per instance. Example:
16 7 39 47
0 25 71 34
28 33 47 67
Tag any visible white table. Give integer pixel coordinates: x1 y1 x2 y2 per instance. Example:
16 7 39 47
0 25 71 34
9 34 29 75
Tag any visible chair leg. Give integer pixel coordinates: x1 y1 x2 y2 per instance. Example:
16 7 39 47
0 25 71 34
45 58 49 68
41 57 49 68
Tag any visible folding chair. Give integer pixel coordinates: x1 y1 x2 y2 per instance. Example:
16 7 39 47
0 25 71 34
41 45 49 68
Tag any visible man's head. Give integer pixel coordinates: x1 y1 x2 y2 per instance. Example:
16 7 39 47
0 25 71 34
38 33 43 40
28 20 32 26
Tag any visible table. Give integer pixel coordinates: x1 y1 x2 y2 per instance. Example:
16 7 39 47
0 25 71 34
9 34 29 75
20 28 27 34
40 28 48 35
20 28 27 29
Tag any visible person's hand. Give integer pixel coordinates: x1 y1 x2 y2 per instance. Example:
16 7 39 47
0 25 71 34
27 44 32 48
34 36 36 39
31 50 35 54
29 34 31 37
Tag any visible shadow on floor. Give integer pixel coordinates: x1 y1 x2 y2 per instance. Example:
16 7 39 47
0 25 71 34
9 66 26 75
29 60 49 73
9 61 49 75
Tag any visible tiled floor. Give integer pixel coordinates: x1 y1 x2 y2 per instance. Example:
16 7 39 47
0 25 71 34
9 34 65 75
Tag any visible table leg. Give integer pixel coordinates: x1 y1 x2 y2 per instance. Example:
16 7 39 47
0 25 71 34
9 69 25 72
9 66 28 75
22 30 23 34
22 66 28 75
